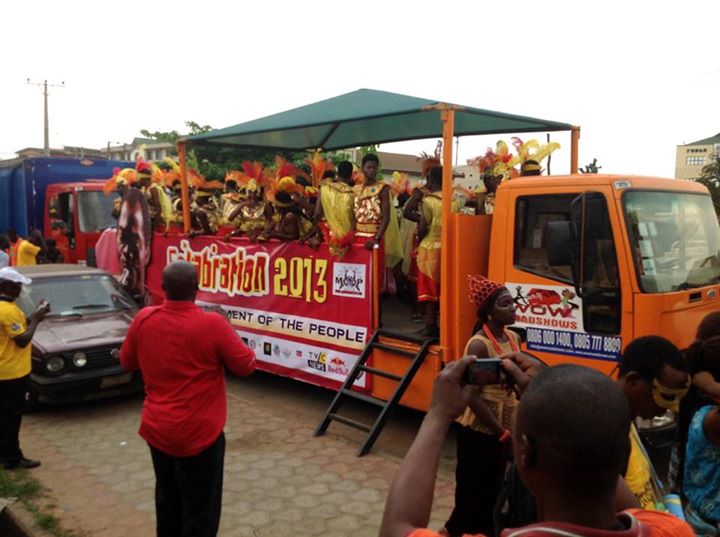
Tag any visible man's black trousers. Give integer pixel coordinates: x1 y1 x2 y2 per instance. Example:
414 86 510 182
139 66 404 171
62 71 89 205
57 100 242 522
0 376 27 466
149 432 225 537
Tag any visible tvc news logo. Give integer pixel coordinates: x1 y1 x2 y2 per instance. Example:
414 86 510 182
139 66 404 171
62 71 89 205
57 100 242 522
332 263 366 299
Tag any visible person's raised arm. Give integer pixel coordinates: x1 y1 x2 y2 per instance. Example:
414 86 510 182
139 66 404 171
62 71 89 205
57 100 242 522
402 189 424 223
227 202 244 223
12 300 49 348
380 357 476 537
212 312 256 376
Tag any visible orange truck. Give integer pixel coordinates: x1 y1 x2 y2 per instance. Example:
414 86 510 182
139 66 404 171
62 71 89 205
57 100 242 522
169 90 719 414
374 174 720 411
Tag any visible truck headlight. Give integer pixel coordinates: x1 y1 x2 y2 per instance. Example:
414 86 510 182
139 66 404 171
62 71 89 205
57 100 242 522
45 356 65 373
72 352 87 367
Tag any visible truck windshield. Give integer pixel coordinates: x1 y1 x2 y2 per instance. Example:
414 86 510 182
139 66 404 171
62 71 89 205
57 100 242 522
624 191 720 292
16 274 137 317
77 191 118 232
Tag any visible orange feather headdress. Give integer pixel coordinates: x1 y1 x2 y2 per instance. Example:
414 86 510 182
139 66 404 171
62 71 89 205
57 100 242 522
417 140 443 178
306 151 335 187
103 167 138 196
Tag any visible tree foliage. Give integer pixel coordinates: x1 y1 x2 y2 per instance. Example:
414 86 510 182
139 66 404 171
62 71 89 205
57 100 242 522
140 122 363 181
697 152 720 214
139 129 180 143
579 158 602 174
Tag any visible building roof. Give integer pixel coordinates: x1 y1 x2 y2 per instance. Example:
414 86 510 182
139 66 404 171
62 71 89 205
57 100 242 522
377 151 423 174
686 132 720 146
14 147 105 158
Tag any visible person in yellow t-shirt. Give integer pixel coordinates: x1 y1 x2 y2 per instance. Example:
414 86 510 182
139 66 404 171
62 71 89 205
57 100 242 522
16 230 44 266
616 336 690 509
0 267 49 469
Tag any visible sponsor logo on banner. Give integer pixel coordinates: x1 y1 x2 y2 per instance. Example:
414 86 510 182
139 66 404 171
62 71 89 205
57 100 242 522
333 263 366 299
248 340 257 350
272 344 281 357
263 342 272 356
308 351 327 372
328 357 349 376
282 347 291 359
234 329 367 388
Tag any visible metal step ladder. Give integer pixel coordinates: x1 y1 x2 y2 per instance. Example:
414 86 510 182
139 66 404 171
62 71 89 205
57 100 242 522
314 328 435 456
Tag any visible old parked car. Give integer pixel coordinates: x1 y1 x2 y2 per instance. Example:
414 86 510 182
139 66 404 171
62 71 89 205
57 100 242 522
14 264 142 406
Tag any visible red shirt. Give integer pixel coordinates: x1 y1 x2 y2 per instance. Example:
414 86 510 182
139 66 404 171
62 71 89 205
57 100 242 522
120 300 256 457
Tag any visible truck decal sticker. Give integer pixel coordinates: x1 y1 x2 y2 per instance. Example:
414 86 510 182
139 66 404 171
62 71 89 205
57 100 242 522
507 282 621 361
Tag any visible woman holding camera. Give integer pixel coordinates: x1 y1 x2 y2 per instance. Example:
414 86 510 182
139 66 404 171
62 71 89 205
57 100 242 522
442 275 519 537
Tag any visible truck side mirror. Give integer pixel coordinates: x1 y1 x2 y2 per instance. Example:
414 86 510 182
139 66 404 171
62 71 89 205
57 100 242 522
546 221 571 266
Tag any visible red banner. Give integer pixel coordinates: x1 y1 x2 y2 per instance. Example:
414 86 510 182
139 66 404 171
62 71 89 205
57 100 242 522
144 235 373 390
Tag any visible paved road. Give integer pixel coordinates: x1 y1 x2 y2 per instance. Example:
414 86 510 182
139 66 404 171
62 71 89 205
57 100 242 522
18 371 458 537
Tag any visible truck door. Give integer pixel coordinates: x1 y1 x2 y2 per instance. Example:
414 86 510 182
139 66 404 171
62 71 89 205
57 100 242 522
503 188 626 372
56 191 75 261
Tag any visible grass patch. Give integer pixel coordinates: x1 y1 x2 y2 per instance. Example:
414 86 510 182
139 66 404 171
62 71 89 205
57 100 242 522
0 468 80 537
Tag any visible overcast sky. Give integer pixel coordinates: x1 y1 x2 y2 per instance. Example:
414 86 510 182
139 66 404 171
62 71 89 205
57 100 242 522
2 1 719 178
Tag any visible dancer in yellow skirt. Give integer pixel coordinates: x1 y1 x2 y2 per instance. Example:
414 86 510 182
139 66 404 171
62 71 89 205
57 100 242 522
403 166 455 337
311 160 355 257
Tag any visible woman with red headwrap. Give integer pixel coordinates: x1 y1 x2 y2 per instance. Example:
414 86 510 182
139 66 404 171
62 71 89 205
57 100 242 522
442 275 520 537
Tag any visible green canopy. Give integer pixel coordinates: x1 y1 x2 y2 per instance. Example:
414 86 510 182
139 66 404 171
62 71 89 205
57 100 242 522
186 88 574 151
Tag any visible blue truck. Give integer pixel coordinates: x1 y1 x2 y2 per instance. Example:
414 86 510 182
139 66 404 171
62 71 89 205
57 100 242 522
0 156 132 263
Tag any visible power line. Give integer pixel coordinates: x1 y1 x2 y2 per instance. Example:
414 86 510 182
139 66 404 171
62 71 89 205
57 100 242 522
26 79 65 156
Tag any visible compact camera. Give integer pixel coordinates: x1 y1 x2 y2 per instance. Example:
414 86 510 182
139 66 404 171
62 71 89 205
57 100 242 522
463 358 505 385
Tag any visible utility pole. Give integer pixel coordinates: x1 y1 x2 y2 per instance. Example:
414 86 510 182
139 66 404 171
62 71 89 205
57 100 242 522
27 79 65 156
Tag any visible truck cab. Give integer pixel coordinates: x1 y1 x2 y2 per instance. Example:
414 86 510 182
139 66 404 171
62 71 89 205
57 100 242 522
485 174 720 373
44 182 118 265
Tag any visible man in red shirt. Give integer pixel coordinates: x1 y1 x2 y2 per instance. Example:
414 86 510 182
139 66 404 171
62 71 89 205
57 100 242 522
379 357 694 537
120 261 255 537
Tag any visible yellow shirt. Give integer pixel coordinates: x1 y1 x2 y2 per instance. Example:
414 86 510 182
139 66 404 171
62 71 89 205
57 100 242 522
0 301 31 380
16 240 41 266
626 424 659 510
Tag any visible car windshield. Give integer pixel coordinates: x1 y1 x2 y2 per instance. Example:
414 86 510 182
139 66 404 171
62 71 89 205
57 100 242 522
16 274 137 317
78 191 118 232
624 191 720 292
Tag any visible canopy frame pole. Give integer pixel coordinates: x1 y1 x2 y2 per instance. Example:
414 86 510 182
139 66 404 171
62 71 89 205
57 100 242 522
571 126 580 174
372 248 380 329
440 107 455 361
178 142 191 234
